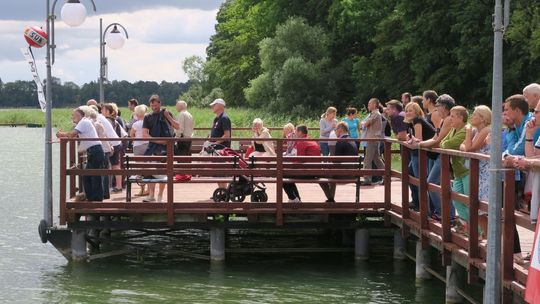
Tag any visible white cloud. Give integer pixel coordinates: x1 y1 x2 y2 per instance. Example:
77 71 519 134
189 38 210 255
0 7 217 85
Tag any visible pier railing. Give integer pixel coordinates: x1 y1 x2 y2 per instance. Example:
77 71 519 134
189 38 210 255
386 139 533 299
58 136 394 227
57 135 533 299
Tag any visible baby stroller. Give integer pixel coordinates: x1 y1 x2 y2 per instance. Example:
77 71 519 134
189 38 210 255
203 144 268 203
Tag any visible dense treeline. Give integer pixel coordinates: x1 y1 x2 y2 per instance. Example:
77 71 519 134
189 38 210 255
200 0 540 115
0 77 191 108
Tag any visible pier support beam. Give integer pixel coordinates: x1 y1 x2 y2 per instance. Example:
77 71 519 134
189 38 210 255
415 241 431 280
354 228 369 260
71 229 87 262
445 260 464 303
210 227 225 262
393 229 406 260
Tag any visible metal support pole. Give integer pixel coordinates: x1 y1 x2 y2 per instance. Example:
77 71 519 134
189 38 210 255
43 0 54 227
99 18 104 103
485 0 506 302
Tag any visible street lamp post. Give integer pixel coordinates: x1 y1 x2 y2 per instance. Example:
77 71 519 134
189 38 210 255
40 0 96 239
485 0 511 303
99 18 129 103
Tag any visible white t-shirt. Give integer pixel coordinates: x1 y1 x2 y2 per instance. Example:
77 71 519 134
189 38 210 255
97 114 121 147
131 120 148 147
75 118 102 151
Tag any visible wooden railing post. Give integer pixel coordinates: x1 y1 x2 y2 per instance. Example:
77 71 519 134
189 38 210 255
400 146 410 220
69 140 76 198
166 139 174 226
503 170 516 282
468 158 480 283
59 139 67 225
384 141 392 211
440 154 452 265
275 139 284 226
418 149 429 232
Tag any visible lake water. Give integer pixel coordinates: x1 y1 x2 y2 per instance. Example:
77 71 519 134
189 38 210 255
0 127 446 303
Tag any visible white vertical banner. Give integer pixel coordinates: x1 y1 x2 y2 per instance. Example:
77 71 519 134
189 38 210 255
20 47 46 112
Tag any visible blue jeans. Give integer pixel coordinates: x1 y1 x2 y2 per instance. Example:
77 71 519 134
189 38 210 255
427 156 455 218
409 154 419 206
320 142 330 156
427 157 441 216
84 145 105 201
102 153 110 199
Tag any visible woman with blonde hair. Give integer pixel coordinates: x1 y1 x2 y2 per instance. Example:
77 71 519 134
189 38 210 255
460 105 491 238
282 123 296 156
251 118 276 156
404 102 436 210
320 106 338 156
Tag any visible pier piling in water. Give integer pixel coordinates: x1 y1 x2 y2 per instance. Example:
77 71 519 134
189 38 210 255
71 229 87 262
354 228 369 260
415 241 431 280
445 260 464 303
393 229 406 260
210 227 225 262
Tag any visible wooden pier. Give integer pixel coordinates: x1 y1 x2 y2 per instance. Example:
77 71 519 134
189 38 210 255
43 135 535 303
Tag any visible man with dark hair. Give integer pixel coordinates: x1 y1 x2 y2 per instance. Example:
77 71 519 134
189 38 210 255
385 100 408 141
503 94 533 160
142 94 179 203
126 98 139 132
401 92 412 106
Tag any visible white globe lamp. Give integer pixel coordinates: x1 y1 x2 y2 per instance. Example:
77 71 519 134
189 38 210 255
60 0 87 27
105 26 126 50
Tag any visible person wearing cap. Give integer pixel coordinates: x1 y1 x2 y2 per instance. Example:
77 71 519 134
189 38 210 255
417 94 456 220
209 98 232 148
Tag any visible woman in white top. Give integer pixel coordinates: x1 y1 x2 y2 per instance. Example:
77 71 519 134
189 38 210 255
251 118 276 157
130 105 149 155
129 105 149 196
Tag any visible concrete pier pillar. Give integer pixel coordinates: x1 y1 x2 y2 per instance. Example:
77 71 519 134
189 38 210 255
71 229 87 262
415 241 431 280
445 260 464 303
210 227 225 262
354 228 369 260
393 229 406 260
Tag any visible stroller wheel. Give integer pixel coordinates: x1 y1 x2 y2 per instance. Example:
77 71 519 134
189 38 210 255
251 190 268 203
230 194 245 202
213 188 230 202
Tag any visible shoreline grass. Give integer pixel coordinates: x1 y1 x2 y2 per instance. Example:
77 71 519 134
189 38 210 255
0 107 401 170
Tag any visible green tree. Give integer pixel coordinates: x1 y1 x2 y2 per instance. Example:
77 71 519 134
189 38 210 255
245 17 335 116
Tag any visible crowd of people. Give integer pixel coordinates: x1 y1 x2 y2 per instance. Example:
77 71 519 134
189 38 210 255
57 83 540 263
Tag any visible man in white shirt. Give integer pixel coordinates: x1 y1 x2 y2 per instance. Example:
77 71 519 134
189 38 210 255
56 109 105 201
174 100 194 155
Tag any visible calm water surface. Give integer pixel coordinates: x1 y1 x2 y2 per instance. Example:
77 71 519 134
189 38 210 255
0 127 446 303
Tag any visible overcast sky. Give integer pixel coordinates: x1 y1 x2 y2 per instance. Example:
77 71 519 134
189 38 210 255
0 0 223 85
